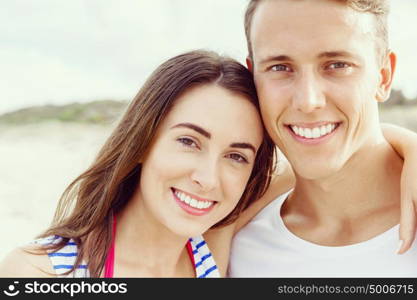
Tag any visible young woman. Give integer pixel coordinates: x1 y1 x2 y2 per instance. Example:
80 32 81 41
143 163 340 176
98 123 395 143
0 50 416 277
0 50 278 278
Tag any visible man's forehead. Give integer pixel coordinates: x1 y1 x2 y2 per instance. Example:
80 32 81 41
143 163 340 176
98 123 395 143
250 0 376 60
251 0 375 38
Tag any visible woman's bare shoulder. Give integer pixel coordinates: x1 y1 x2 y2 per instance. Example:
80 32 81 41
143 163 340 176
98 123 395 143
0 244 56 277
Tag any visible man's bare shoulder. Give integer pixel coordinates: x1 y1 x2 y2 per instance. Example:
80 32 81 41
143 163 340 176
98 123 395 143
0 244 56 277
203 223 236 276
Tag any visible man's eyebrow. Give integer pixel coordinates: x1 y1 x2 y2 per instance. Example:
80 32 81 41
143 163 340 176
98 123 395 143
259 54 293 65
170 123 211 139
230 143 256 154
259 51 358 65
317 51 355 59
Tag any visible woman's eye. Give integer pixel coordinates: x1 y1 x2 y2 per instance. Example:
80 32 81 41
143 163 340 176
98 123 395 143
177 137 198 148
227 153 249 164
271 64 292 72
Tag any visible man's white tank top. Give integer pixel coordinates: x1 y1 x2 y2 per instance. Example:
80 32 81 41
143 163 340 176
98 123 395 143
229 190 417 277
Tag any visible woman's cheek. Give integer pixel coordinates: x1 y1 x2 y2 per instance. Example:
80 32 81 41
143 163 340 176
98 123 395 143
148 144 193 173
224 167 252 206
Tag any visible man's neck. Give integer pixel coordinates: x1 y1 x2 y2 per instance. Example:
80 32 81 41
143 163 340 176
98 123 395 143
282 138 403 246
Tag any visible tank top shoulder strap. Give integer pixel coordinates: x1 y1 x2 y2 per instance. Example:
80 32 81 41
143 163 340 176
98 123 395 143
188 235 220 278
32 235 89 278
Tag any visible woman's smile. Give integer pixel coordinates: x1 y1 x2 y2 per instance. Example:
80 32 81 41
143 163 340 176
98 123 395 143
171 187 217 216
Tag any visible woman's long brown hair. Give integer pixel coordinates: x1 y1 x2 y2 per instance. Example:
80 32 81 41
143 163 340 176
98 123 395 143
34 50 276 277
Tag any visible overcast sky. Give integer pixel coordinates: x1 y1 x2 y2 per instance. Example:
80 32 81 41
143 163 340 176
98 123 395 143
1 0 417 114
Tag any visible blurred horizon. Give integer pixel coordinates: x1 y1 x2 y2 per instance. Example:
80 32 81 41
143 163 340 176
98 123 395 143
1 0 417 115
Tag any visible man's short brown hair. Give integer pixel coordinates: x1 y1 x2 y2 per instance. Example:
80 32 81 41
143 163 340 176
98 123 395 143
244 0 390 60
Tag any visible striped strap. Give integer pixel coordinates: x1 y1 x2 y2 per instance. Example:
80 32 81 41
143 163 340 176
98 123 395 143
189 236 220 278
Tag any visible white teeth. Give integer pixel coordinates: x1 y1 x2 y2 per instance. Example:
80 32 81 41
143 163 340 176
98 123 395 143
304 128 312 138
326 124 332 133
185 195 191 204
312 128 320 138
293 126 300 134
174 190 214 210
290 123 338 139
190 199 198 208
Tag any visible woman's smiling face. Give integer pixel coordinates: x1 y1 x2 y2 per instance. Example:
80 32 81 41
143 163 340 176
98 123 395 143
137 83 264 237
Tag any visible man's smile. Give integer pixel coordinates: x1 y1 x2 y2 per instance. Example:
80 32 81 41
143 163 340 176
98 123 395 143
284 121 342 144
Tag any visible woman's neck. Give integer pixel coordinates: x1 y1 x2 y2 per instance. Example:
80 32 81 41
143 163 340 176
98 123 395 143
111 193 194 277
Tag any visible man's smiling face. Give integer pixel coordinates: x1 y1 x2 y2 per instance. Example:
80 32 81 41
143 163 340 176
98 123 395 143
248 0 395 179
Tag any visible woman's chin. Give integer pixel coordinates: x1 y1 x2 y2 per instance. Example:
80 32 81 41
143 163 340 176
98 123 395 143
168 221 212 239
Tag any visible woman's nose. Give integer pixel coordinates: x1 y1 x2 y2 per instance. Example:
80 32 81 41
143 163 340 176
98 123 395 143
190 158 220 192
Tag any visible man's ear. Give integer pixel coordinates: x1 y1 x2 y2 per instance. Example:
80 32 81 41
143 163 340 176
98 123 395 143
376 51 396 102
246 56 254 72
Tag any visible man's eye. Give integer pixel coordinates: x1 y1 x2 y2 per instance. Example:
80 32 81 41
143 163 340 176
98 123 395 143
177 137 198 148
227 153 249 164
271 64 291 72
328 62 350 69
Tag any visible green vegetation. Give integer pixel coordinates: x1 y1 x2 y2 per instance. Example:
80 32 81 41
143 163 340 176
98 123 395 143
0 100 128 125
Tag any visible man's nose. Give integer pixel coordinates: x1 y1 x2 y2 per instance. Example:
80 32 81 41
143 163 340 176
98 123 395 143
190 157 220 192
292 71 326 113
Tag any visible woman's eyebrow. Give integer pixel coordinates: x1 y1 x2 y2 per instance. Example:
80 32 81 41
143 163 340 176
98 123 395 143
171 123 256 154
171 123 211 138
230 143 256 154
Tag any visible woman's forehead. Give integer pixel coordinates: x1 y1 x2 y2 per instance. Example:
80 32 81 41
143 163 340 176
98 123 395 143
160 84 264 146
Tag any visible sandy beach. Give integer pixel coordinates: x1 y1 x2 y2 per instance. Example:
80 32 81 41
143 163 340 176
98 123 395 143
0 122 113 260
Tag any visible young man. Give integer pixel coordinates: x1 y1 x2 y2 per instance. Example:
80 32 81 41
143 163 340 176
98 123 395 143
229 0 417 277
